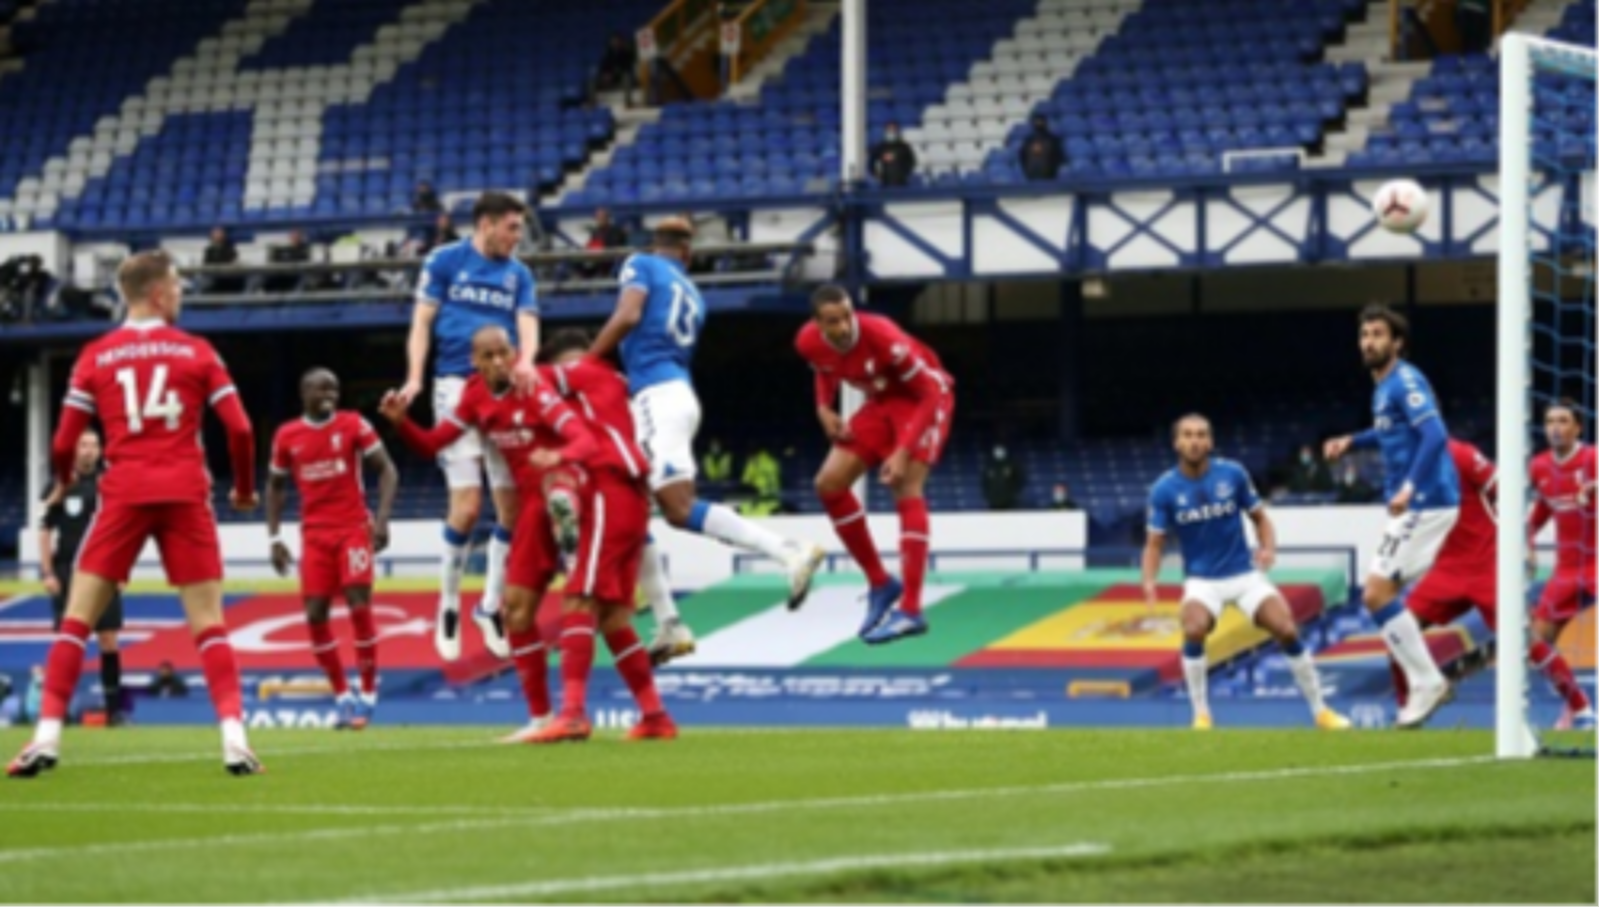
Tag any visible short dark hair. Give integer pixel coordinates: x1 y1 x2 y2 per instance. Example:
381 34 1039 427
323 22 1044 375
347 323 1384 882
1359 303 1409 354
538 328 593 364
810 284 851 314
653 215 694 251
1171 412 1210 440
472 190 528 224
1547 397 1585 426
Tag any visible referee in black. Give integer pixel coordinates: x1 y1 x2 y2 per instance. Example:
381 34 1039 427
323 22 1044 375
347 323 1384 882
39 427 126 726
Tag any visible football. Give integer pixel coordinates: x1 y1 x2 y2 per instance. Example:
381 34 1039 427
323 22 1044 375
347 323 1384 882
1372 179 1430 233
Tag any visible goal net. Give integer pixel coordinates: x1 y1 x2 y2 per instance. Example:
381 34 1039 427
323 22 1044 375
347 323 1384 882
1496 32 1597 759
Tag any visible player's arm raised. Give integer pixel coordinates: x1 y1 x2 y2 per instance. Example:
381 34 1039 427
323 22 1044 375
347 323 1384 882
401 303 438 406
512 275 541 392
588 259 648 363
378 389 467 460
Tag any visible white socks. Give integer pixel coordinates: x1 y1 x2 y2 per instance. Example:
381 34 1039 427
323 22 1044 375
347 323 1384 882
1182 655 1209 719
34 718 62 746
639 538 681 623
482 527 512 613
1379 607 1446 688
699 502 790 561
1286 651 1327 714
221 717 248 751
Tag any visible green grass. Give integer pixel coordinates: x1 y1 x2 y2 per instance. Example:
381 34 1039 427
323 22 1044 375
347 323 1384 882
0 728 1592 903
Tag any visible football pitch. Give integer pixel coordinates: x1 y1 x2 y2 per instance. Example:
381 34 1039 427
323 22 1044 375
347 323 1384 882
0 728 1593 903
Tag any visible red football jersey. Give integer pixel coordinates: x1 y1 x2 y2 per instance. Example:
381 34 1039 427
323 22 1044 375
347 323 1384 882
796 312 954 453
1531 444 1596 568
270 411 382 530
1434 439 1497 573
545 359 647 480
62 319 240 504
447 377 584 495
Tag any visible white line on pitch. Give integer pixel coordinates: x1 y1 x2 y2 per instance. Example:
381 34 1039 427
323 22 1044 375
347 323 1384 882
0 755 1495 866
1 801 559 818
317 842 1114 904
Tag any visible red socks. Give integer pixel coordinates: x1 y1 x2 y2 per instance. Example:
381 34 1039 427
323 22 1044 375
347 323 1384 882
509 626 551 719
820 489 889 588
349 606 378 698
41 617 91 721
557 611 597 717
897 496 930 617
195 626 244 722
306 619 350 696
604 625 664 715
1530 639 1591 713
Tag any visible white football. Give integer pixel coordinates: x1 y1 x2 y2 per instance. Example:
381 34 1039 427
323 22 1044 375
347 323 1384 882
1372 179 1429 234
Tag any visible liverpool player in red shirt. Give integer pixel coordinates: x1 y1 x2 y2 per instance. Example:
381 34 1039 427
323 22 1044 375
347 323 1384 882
1528 401 1596 729
266 368 399 730
795 285 955 645
1394 439 1592 727
10 251 261 778
381 324 595 742
531 329 676 742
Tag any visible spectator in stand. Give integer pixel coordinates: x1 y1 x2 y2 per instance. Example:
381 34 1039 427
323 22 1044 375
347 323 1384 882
701 437 733 485
1049 482 1079 510
148 661 189 698
201 225 242 294
421 213 459 256
739 446 782 516
595 32 638 96
1286 444 1335 494
1334 461 1378 504
981 444 1027 510
412 180 443 214
264 229 312 293
583 207 629 276
1457 0 1492 54
1019 114 1065 181
870 121 918 187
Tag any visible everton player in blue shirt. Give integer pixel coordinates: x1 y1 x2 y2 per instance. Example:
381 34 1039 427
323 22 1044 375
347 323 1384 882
1324 304 1458 728
1143 414 1347 731
588 217 823 664
397 192 540 663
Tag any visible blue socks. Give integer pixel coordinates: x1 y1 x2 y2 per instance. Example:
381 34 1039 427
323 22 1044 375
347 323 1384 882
1181 639 1205 659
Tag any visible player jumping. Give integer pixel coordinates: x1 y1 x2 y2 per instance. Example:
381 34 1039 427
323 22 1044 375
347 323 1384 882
1324 304 1458 729
796 285 955 644
266 368 399 730
1392 437 1593 728
1527 400 1596 729
396 191 540 663
1143 414 1348 731
531 329 676 742
10 251 262 778
588 217 824 663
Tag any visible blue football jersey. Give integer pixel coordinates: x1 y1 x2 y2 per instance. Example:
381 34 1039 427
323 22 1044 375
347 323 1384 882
1371 362 1460 509
416 239 538 377
616 252 703 394
1147 458 1262 580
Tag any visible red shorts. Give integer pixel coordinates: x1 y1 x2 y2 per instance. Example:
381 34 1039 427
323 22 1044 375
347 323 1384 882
839 393 955 468
505 491 560 594
77 499 222 586
1535 565 1597 624
1407 567 1497 629
566 470 649 606
299 525 374 598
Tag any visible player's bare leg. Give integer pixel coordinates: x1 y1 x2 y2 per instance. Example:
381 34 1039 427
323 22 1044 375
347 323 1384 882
1178 603 1215 730
1531 613 1594 730
543 466 584 558
472 485 518 659
9 571 115 777
1364 575 1451 728
590 603 676 740
530 595 599 743
302 595 356 729
436 485 480 662
863 461 934 645
498 583 554 742
815 447 903 636
641 535 693 665
656 479 825 611
345 585 380 727
179 581 260 774
1254 597 1348 730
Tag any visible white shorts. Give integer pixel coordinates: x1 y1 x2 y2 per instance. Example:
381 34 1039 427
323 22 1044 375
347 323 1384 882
1370 507 1459 585
1181 571 1281 621
433 376 514 491
630 379 701 492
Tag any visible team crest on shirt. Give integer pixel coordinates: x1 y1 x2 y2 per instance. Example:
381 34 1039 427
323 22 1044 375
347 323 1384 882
502 272 517 290
1176 494 1188 506
1215 481 1233 499
65 496 82 518
457 270 470 282
332 433 342 452
890 342 908 362
513 410 525 425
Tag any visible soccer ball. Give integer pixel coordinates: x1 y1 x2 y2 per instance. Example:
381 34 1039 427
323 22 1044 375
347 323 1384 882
1372 179 1429 234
